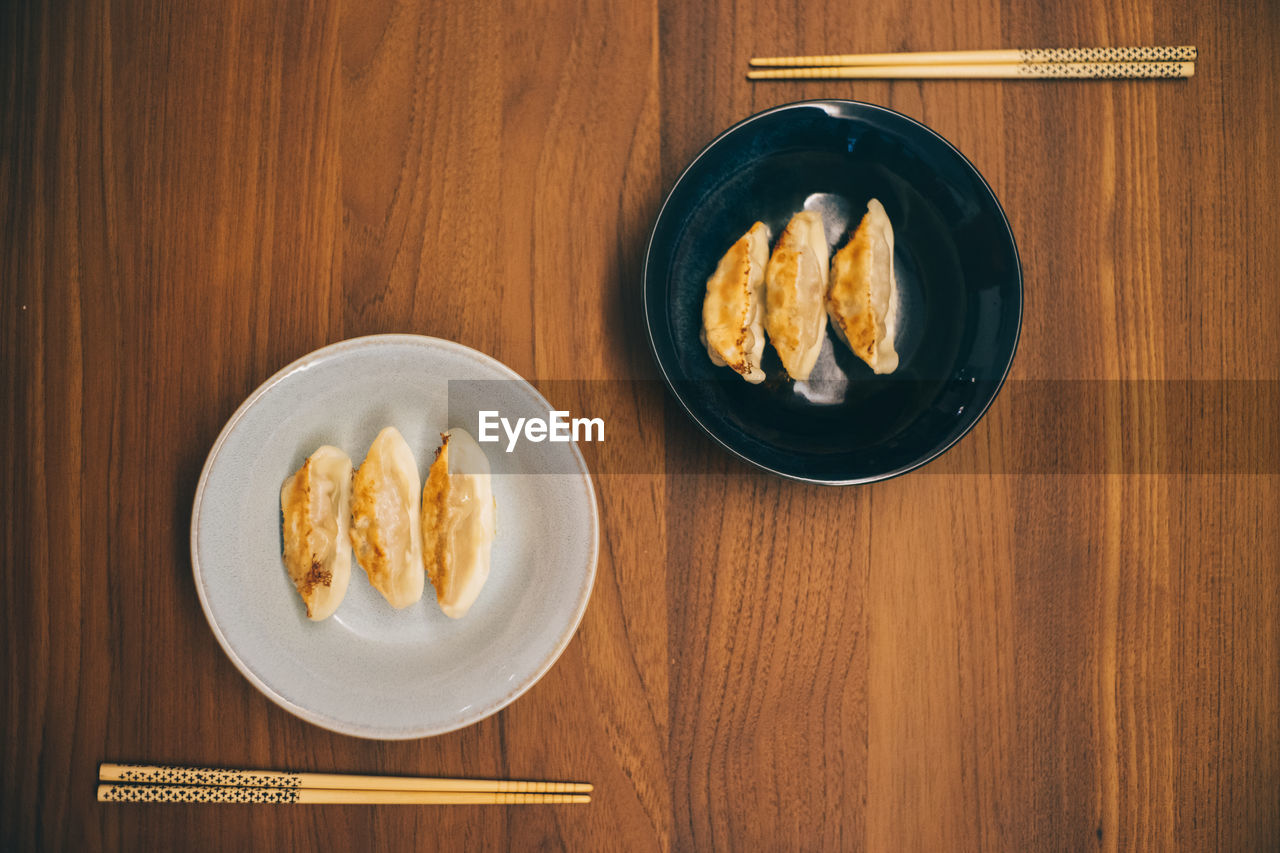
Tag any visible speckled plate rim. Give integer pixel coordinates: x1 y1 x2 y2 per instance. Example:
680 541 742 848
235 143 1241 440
190 334 600 739
641 99 1023 485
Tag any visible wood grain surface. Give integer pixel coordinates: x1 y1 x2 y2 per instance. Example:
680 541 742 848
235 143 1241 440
3 0 1278 849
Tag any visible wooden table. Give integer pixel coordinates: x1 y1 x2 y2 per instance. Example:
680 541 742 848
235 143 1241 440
4 0 1278 849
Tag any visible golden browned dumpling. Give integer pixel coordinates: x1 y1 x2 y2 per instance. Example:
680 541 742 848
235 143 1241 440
421 428 496 619
765 211 829 380
280 446 353 621
349 427 424 609
827 199 899 374
701 221 771 383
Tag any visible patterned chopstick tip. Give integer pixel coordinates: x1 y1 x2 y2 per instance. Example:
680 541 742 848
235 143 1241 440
1019 45 1196 63
99 785 302 803
107 764 300 787
1017 61 1191 78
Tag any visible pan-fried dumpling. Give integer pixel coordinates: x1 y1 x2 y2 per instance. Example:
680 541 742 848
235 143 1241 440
280 445 353 621
765 211 829 380
349 427 425 608
828 199 900 374
701 221 771 383
421 428 496 619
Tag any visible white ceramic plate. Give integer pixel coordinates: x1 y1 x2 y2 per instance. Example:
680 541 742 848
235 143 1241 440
191 335 598 739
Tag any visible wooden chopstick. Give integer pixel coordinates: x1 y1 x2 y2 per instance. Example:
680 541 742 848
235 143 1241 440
749 45 1197 67
747 61 1195 81
99 763 592 794
97 784 590 804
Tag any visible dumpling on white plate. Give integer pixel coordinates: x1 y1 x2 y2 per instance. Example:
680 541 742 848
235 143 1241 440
280 445 353 621
827 199 900 374
349 427 425 608
701 221 771 383
421 428 496 619
765 211 829 380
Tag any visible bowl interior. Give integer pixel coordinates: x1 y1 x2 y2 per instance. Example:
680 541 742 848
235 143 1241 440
644 100 1022 482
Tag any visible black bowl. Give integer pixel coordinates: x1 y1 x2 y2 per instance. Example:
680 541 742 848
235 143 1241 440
643 100 1022 484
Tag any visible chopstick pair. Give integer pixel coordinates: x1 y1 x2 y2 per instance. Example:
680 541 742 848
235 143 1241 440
97 763 592 805
747 45 1197 80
